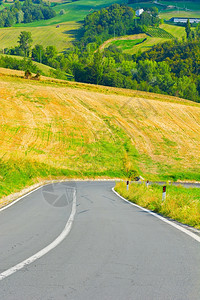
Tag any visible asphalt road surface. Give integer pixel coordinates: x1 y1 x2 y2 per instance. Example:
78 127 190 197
0 181 200 300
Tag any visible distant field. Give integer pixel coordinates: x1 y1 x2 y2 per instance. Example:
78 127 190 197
100 33 169 54
129 0 200 20
0 69 199 207
12 0 125 26
100 23 191 54
160 24 187 39
160 10 200 20
159 1 200 11
0 22 80 52
146 27 174 39
111 38 146 50
130 36 169 53
100 34 147 50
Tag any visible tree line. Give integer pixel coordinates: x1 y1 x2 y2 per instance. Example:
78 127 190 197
0 0 56 27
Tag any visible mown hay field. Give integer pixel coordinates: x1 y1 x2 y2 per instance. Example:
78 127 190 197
0 22 80 52
0 69 199 203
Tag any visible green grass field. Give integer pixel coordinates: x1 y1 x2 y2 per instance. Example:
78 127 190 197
12 0 125 27
159 1 200 11
131 36 169 53
160 10 200 20
111 38 146 50
0 22 80 52
101 34 169 54
160 24 187 39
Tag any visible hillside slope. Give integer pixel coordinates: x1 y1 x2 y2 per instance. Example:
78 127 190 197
0 69 199 200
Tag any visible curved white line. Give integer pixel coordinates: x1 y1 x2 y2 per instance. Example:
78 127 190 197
0 189 76 281
112 188 200 243
0 185 44 212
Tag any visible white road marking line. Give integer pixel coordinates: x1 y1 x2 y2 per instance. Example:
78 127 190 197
0 186 44 212
112 188 200 243
0 189 76 281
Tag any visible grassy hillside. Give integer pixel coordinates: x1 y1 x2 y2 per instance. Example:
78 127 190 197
160 24 187 39
160 10 200 20
99 33 170 54
99 24 187 54
0 22 80 52
12 0 125 26
0 69 199 204
0 54 55 76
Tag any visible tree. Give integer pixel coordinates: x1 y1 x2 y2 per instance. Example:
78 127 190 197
137 60 156 83
185 19 191 40
18 31 33 57
45 45 57 60
140 11 152 27
16 10 24 23
175 76 198 101
14 0 22 10
59 9 65 15
5 13 15 27
92 50 103 84
196 23 200 39
32 44 45 63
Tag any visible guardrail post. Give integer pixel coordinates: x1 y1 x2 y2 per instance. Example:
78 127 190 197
126 180 129 191
162 186 167 201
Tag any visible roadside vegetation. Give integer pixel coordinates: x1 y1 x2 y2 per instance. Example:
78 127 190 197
115 181 200 229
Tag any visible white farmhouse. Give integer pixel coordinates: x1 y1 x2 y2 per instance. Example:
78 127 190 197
136 9 144 17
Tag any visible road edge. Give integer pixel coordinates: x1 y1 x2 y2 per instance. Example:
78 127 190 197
112 187 200 243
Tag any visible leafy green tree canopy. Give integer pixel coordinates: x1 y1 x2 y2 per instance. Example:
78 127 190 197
18 31 33 57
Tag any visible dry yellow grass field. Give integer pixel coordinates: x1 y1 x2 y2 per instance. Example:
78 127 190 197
0 68 199 204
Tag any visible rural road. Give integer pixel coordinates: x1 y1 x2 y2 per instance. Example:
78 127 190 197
0 181 200 300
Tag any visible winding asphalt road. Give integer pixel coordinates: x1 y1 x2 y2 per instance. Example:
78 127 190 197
0 181 200 300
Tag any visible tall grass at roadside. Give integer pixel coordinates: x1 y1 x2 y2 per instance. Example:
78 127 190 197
0 158 125 204
115 182 200 229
